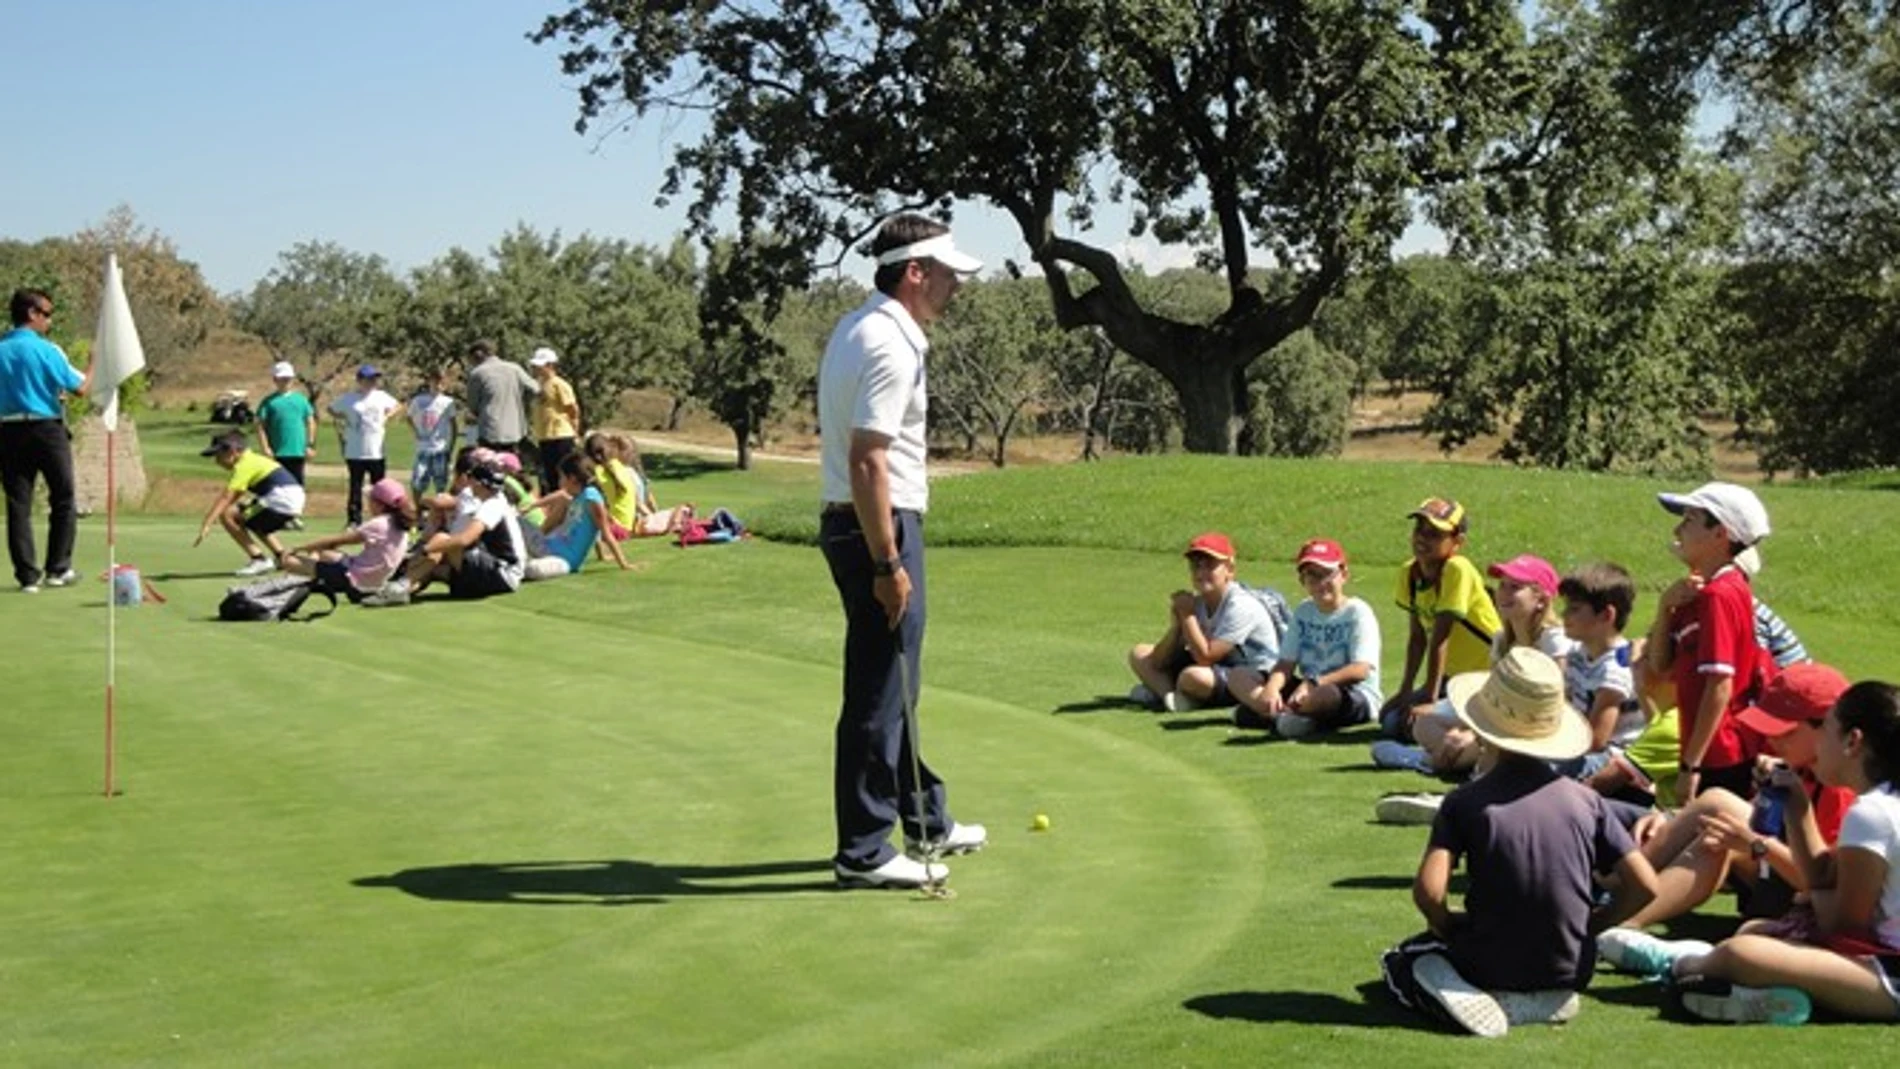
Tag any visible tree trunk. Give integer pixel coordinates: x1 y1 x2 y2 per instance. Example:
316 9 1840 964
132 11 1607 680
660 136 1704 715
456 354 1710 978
733 421 752 470
1169 356 1247 455
666 396 686 431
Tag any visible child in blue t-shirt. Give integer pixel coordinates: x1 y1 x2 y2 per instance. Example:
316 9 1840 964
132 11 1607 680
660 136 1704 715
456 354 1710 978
1126 532 1283 713
1230 538 1382 738
521 453 629 579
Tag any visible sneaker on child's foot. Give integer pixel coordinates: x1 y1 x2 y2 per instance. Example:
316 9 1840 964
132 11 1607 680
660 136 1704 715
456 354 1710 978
1496 988 1582 1027
1412 953 1508 1038
1127 684 1159 709
1161 690 1197 713
1274 712 1317 739
1374 792 1445 826
1371 739 1435 773
360 579 411 608
1674 978 1811 1026
234 557 276 577
1595 928 1712 979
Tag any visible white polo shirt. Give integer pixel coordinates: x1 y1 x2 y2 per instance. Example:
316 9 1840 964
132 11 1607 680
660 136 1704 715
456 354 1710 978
818 293 929 513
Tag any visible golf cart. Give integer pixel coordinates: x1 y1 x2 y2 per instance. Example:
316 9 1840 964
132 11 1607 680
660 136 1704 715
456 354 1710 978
211 390 254 425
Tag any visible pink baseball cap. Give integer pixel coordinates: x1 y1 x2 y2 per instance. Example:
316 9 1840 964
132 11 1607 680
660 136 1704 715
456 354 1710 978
1488 554 1560 597
496 452 522 474
368 478 409 510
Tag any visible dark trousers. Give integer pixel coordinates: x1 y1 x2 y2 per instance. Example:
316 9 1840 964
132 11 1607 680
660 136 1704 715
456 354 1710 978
537 436 576 495
345 458 386 526
0 419 77 587
820 507 949 869
275 455 306 485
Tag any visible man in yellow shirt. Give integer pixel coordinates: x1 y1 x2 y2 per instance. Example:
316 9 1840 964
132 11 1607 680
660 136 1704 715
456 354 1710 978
529 347 581 495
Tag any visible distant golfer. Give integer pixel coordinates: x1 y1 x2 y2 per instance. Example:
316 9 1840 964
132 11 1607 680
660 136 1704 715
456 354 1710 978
0 289 88 593
817 215 986 889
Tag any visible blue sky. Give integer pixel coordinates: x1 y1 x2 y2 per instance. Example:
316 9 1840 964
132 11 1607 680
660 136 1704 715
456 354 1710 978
10 1 1436 295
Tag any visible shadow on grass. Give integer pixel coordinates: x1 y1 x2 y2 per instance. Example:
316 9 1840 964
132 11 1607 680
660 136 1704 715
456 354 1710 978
1656 912 1744 944
642 452 734 482
146 570 246 581
1586 979 1670 1009
353 858 837 905
1183 982 1410 1028
1332 873 1469 894
1051 696 1144 715
1161 715 1237 732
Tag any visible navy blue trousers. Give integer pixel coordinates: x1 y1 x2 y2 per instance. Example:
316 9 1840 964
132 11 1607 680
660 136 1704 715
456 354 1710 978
820 507 950 870
0 419 77 587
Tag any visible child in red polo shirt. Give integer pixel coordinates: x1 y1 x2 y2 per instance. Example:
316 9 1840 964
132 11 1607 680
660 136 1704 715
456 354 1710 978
1647 482 1776 803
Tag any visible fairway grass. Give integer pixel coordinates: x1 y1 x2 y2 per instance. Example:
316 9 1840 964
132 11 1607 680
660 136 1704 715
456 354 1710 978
6 454 1898 1066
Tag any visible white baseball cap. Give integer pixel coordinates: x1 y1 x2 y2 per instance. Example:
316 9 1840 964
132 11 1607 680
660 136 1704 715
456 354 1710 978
1657 481 1771 547
529 347 559 367
270 361 296 380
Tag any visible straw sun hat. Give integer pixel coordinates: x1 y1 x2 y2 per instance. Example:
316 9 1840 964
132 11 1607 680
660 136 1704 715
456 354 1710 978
1445 647 1591 761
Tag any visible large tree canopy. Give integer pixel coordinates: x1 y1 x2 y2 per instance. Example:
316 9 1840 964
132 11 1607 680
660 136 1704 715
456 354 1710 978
534 0 1625 453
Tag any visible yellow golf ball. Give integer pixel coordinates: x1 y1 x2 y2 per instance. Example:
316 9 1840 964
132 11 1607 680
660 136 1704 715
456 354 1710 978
1031 813 1051 831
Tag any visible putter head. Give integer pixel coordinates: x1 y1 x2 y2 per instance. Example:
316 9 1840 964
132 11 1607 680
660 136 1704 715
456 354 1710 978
915 863 955 901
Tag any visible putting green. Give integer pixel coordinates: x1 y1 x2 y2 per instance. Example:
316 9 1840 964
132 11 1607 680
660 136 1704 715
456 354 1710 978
2 518 1266 1066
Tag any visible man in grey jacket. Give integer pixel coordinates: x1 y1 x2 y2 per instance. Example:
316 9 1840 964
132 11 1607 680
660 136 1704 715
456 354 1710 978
462 340 540 453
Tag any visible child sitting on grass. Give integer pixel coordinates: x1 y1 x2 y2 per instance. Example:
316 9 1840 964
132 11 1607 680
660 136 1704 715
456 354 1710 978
280 478 415 600
1378 498 1501 742
1127 532 1283 713
585 431 641 541
1413 555 1573 775
1229 538 1380 738
1626 679 1900 1026
1596 664 1858 968
190 431 306 577
518 454 630 579
1554 563 1652 799
1380 648 1660 1038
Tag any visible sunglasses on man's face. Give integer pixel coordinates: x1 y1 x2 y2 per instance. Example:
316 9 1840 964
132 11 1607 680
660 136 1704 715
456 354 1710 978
32 305 53 319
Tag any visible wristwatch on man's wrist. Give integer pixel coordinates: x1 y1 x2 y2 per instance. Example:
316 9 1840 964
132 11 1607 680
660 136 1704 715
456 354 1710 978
1749 838 1770 860
872 555 901 578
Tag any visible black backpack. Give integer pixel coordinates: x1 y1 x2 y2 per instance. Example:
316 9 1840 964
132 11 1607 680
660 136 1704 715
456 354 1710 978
217 574 338 622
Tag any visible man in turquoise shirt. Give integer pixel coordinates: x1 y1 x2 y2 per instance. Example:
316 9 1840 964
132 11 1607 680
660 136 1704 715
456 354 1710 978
255 361 316 484
0 288 89 592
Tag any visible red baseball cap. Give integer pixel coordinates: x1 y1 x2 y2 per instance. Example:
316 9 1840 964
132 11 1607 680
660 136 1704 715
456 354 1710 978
1736 663 1850 738
1295 538 1346 571
1489 555 1560 598
1184 532 1236 563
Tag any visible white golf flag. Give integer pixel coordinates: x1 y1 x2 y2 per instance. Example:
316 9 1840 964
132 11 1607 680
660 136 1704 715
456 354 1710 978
93 253 147 432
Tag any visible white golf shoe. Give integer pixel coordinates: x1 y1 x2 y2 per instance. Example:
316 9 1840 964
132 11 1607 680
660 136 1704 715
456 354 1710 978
907 821 987 858
835 853 948 890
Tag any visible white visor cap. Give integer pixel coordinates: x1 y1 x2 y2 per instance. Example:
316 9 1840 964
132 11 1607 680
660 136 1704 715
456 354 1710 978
874 232 982 275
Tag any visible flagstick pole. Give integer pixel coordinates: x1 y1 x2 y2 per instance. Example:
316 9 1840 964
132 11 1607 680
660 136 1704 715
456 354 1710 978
105 425 117 798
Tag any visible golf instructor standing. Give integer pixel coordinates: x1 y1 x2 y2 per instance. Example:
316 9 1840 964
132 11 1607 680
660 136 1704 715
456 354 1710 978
818 215 986 889
0 289 88 594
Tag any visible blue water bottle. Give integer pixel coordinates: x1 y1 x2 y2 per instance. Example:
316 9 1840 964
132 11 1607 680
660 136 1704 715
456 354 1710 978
1751 776 1789 838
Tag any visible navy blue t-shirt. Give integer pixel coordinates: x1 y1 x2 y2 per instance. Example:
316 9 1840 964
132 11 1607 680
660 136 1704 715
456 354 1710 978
1429 756 1637 991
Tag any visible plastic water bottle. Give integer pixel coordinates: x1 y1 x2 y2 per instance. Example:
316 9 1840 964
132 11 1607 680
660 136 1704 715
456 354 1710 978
1751 776 1789 838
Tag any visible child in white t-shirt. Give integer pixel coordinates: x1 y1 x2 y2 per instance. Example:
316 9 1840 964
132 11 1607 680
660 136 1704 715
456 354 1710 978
328 364 402 527
1230 538 1381 738
407 368 459 497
